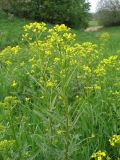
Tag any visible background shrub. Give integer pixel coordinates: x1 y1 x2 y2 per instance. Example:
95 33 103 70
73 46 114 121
3 0 90 28
96 0 120 26
0 0 11 12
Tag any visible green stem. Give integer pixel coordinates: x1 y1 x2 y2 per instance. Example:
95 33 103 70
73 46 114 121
48 89 53 144
63 58 69 160
9 112 22 159
64 91 69 160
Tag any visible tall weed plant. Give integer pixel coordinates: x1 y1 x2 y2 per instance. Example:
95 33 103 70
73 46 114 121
0 22 120 159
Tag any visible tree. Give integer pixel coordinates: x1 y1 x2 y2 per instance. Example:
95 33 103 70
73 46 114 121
96 0 120 26
6 0 90 28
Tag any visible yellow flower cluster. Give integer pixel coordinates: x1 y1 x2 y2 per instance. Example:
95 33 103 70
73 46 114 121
46 79 55 88
24 22 47 33
91 134 120 160
100 56 118 66
94 66 106 77
0 140 15 151
91 150 110 160
22 22 47 42
85 84 101 92
52 24 70 32
0 45 21 66
109 135 120 147
94 55 119 77
5 60 12 65
11 80 17 88
0 45 20 57
83 65 91 76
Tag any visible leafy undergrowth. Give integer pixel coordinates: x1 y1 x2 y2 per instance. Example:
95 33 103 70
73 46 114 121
0 22 120 160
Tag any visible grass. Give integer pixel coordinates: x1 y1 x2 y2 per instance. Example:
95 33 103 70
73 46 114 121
0 11 120 160
0 11 29 50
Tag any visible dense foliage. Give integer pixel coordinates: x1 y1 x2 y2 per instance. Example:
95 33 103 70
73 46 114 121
96 0 120 26
1 0 90 28
0 22 120 160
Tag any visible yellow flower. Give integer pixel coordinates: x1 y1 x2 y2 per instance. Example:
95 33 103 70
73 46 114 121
45 51 52 56
94 84 101 91
83 65 91 76
54 57 60 64
94 66 106 77
46 80 54 88
100 56 118 66
32 64 37 69
11 45 20 55
11 80 17 88
54 24 70 32
70 59 77 65
85 84 101 92
24 22 47 33
5 60 12 65
91 150 108 160
63 33 76 41
98 157 102 160
109 134 120 147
